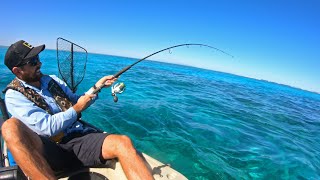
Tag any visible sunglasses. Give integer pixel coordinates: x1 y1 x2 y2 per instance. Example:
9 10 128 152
18 56 40 67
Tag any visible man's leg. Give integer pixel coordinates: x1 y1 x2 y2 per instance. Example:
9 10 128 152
1 118 56 180
101 134 154 180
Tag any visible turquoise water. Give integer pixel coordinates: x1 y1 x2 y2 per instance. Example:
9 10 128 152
1 47 320 179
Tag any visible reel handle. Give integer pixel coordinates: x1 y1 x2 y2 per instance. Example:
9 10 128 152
112 94 118 102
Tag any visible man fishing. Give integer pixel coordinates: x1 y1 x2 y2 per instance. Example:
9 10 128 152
1 40 154 180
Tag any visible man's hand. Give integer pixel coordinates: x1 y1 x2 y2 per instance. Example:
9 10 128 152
73 94 96 114
95 75 117 88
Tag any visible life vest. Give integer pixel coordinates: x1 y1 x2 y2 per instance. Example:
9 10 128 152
3 76 74 142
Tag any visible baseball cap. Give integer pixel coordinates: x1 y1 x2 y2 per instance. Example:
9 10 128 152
4 40 45 70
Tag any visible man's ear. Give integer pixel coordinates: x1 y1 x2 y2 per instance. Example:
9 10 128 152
11 67 21 76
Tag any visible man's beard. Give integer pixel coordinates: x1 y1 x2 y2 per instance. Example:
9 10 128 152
23 71 43 83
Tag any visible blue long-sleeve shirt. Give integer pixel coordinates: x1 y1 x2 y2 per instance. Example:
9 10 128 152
5 75 96 137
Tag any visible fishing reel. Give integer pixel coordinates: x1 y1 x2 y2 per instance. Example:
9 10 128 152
111 82 126 102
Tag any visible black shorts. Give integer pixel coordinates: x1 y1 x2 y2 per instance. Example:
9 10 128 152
40 132 110 172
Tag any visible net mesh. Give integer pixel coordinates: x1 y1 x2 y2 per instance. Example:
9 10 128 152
57 38 87 92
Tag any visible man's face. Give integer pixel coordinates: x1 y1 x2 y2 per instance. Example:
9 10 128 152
17 55 43 83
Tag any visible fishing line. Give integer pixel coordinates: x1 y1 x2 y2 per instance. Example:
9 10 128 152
91 43 233 102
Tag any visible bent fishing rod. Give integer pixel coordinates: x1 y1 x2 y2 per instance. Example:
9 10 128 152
91 43 233 102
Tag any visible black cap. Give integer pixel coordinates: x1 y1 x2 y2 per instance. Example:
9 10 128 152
4 40 45 70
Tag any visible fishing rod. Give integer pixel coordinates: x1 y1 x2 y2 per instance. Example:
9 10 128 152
91 43 233 102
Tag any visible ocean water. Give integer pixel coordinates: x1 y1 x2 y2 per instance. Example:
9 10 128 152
1 47 320 179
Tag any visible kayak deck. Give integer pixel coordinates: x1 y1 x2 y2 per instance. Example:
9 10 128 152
58 153 187 180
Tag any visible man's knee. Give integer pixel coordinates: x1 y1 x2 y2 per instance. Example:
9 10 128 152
102 134 138 159
105 135 136 157
117 135 135 150
1 118 22 141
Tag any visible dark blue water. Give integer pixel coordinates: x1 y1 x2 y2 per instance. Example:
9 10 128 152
1 47 320 179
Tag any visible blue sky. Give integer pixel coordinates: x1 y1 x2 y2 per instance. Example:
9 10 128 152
1 0 319 93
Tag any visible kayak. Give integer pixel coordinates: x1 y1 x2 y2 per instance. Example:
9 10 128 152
58 153 187 180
